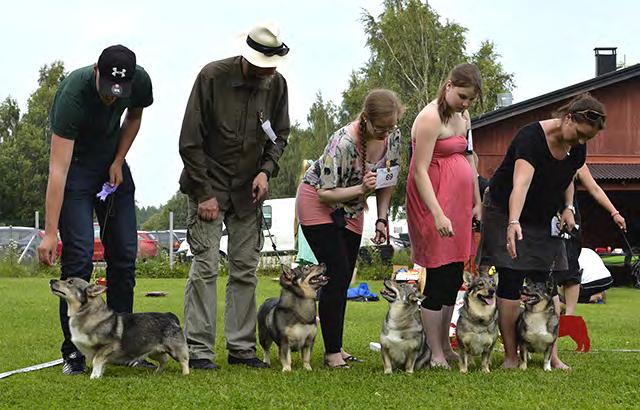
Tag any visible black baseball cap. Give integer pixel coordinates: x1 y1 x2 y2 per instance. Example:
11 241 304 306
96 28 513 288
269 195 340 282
97 45 136 98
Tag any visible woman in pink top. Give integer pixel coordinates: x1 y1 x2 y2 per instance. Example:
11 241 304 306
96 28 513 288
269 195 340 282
406 63 483 369
296 89 403 368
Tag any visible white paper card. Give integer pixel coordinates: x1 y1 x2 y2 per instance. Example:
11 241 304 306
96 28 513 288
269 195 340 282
376 165 400 189
261 120 278 143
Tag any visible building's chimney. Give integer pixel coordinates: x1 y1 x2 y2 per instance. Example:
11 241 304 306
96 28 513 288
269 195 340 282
594 47 617 76
496 93 513 108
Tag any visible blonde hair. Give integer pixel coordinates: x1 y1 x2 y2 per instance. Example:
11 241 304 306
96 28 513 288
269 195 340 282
357 89 405 170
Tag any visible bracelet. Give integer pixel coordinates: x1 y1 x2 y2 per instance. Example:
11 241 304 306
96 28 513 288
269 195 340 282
611 211 620 218
564 205 576 215
375 218 388 227
508 220 520 225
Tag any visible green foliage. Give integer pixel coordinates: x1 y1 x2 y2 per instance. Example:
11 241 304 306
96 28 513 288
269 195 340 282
269 93 339 199
0 62 66 226
0 244 58 278
140 192 189 230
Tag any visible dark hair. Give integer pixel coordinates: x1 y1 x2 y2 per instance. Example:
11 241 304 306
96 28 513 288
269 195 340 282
357 89 404 169
437 63 483 124
552 93 606 130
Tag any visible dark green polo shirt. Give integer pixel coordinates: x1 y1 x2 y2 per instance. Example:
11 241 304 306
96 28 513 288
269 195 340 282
50 65 153 167
178 56 290 217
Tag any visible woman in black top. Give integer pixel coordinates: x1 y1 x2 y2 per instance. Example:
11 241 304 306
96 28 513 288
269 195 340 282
479 93 606 370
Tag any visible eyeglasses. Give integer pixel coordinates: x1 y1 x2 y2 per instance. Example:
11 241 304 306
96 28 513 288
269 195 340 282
370 124 399 135
573 109 606 123
246 36 290 57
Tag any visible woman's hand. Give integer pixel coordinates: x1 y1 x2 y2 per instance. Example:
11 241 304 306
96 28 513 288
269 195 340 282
360 170 377 195
472 203 482 223
435 213 454 237
506 222 523 259
613 213 626 232
560 208 576 232
371 220 387 245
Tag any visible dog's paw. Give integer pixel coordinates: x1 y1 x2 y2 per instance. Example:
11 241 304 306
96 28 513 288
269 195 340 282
383 368 393 375
459 366 468 374
481 366 490 374
303 363 312 371
89 372 101 379
282 366 292 372
519 363 527 371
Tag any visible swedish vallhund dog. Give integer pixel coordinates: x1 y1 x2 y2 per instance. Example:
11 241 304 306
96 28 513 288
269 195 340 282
456 271 499 373
50 278 189 379
257 264 328 372
516 279 559 371
379 279 431 374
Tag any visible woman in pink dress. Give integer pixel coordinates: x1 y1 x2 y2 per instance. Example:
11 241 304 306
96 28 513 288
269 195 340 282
406 63 483 368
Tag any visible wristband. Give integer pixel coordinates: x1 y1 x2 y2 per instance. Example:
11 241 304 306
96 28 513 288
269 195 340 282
508 220 520 225
375 218 388 227
611 211 620 218
564 205 576 215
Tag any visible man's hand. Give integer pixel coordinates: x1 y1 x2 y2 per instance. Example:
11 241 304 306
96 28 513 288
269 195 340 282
198 197 219 221
252 172 269 203
37 233 58 266
109 159 124 187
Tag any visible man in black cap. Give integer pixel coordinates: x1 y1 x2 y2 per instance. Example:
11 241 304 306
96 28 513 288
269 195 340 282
38 45 153 375
179 22 290 370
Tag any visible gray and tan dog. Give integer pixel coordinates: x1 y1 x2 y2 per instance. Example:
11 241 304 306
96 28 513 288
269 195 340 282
257 264 328 372
456 271 499 373
379 279 431 374
516 278 559 371
50 278 189 379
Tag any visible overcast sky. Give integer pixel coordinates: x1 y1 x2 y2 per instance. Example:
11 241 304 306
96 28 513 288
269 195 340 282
2 0 638 207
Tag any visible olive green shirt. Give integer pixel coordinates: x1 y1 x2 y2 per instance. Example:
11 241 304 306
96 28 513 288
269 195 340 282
50 65 153 167
178 56 290 217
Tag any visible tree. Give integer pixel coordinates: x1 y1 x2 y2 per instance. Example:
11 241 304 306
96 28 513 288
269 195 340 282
340 0 514 211
140 192 189 230
0 62 66 226
0 97 20 144
269 93 340 199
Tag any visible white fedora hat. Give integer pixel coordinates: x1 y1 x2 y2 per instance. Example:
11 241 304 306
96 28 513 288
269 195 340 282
240 22 289 68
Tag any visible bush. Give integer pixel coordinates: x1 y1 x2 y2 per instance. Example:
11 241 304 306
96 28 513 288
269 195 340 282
0 244 58 278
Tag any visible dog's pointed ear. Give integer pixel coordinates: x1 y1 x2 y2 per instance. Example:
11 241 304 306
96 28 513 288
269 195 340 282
86 284 107 298
281 265 294 284
463 270 474 285
490 271 499 287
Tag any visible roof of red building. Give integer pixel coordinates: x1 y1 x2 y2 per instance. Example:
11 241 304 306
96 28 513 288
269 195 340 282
587 163 640 180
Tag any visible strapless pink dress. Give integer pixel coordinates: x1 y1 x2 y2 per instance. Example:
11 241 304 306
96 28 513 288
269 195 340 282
406 135 475 268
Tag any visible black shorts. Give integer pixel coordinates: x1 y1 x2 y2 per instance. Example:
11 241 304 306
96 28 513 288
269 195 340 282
496 267 558 300
421 262 464 310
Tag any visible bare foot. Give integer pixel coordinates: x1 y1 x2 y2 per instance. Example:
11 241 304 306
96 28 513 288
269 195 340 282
443 349 460 362
502 358 519 369
551 358 571 370
430 358 451 370
325 353 347 368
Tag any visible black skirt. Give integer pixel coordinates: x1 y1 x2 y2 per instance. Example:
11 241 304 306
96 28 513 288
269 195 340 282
477 189 567 271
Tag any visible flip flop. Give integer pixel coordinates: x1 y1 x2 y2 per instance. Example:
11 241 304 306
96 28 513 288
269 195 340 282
324 360 350 369
342 355 364 363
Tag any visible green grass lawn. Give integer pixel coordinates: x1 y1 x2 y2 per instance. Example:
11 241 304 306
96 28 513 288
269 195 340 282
1 277 639 409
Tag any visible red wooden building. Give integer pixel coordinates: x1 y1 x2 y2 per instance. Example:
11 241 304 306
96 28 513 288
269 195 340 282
472 53 640 283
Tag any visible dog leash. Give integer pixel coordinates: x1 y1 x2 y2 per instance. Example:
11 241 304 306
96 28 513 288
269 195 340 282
259 205 284 267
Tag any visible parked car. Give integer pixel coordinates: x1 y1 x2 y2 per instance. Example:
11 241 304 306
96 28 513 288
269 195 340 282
149 230 181 253
0 226 44 263
137 231 159 259
173 229 187 242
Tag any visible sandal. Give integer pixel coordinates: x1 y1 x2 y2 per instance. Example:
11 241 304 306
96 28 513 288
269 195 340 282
324 360 350 369
342 354 364 363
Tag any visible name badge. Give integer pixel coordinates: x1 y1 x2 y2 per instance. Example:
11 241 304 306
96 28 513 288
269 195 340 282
261 120 278 143
376 165 400 189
